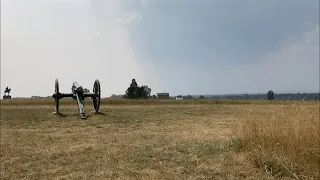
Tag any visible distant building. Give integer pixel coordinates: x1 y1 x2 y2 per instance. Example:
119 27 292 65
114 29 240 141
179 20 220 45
175 95 183 100
156 92 169 99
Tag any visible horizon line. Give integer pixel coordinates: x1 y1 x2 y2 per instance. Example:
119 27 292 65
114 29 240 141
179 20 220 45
1 91 319 99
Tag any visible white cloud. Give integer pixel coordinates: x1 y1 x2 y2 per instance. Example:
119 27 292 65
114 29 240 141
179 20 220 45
116 11 137 25
1 0 146 97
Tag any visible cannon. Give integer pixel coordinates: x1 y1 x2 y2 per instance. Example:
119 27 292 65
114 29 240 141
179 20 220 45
52 78 101 120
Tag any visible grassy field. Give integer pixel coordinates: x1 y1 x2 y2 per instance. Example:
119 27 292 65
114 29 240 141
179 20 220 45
1 98 319 179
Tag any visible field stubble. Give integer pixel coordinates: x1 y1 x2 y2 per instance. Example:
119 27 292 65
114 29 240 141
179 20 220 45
0 98 319 179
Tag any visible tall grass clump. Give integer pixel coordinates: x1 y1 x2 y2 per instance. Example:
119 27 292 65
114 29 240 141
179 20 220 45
239 103 320 179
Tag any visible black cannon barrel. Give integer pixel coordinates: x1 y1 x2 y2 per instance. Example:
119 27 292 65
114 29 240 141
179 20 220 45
61 93 73 98
84 93 96 98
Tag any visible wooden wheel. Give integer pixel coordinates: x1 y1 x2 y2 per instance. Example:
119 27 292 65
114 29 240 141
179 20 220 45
54 78 60 114
92 79 101 112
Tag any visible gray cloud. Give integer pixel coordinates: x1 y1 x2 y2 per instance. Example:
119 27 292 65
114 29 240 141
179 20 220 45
1 0 319 97
124 0 319 95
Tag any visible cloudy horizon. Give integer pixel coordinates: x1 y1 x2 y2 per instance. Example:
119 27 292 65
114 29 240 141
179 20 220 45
1 0 319 98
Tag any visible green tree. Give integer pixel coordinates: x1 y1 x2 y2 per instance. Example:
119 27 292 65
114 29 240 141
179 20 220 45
110 94 117 98
187 95 193 99
83 88 90 93
267 90 274 100
124 79 151 99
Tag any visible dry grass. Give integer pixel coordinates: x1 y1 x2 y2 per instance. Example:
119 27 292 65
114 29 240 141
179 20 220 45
237 103 320 179
0 98 318 179
1 97 313 106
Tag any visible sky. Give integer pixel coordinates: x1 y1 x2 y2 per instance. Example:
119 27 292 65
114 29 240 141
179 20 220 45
1 0 319 98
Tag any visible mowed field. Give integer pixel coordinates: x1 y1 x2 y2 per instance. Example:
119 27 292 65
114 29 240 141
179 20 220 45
1 98 319 180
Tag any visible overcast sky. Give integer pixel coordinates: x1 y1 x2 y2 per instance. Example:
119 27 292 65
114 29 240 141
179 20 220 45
1 0 319 98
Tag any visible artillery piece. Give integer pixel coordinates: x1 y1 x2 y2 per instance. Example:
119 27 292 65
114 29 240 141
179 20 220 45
52 78 101 120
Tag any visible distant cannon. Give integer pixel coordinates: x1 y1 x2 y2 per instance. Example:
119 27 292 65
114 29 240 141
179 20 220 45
52 79 101 120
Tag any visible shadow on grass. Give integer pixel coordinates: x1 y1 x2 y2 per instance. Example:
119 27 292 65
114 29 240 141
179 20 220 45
53 111 107 119
52 112 68 118
94 112 106 115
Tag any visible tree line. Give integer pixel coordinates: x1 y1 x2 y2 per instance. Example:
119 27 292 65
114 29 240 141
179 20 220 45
96 79 320 101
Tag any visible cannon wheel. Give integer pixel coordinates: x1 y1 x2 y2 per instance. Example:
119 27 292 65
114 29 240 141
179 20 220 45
92 79 101 113
54 78 60 114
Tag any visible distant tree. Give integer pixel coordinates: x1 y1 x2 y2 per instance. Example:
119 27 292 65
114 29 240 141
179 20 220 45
124 79 151 99
136 85 151 98
182 95 193 99
110 94 117 98
267 90 274 100
212 95 220 100
199 95 205 99
83 88 90 93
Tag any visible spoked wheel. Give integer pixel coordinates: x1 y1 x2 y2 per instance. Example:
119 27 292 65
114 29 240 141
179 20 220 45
92 79 101 113
54 78 60 114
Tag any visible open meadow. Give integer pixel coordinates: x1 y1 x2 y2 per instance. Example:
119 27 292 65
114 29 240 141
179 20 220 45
1 98 319 180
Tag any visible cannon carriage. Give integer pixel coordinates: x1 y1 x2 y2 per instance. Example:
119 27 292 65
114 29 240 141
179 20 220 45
52 78 101 120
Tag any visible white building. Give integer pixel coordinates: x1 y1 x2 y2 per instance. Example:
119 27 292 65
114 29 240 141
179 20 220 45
175 95 183 100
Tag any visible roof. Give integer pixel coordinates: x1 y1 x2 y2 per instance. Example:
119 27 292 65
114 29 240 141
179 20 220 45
156 92 169 95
